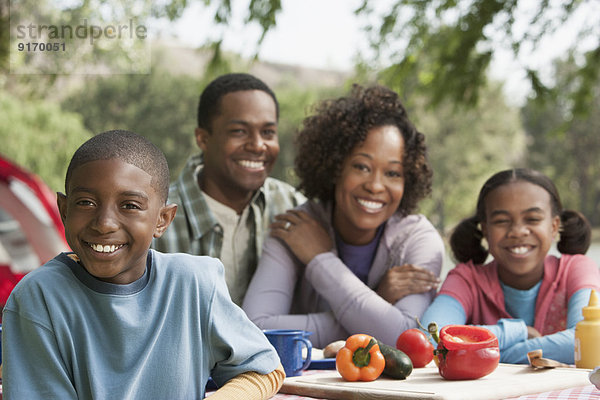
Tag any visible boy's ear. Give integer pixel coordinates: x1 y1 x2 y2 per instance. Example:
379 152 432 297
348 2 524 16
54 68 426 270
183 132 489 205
195 127 210 152
154 203 177 238
57 192 68 225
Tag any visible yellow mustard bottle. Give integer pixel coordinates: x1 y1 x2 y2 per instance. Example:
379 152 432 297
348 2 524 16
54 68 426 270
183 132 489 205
575 289 600 368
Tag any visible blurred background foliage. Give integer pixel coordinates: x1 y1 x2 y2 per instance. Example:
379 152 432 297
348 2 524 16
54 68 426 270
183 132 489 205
0 0 598 235
0 91 91 192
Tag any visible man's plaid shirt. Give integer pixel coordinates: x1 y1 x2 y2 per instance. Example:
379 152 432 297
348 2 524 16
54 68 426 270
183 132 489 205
152 154 306 272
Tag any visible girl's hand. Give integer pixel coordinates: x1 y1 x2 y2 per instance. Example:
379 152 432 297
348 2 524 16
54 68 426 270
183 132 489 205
527 326 542 339
376 264 441 304
270 210 333 265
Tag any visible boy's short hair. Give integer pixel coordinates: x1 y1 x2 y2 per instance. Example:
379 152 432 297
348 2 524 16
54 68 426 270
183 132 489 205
197 73 279 130
65 130 170 202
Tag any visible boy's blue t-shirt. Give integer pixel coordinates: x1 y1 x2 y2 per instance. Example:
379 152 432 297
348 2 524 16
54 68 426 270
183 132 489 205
2 250 279 400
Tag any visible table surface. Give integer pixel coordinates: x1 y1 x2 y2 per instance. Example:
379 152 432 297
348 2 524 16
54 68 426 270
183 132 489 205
3 371 598 399
1 385 598 400
271 384 600 400
268 369 600 400
266 384 600 400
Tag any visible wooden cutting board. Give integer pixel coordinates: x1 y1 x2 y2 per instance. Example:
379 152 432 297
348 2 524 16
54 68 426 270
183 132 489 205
281 363 592 400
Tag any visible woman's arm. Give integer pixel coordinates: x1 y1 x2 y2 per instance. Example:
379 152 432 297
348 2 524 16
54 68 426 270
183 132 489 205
245 211 444 347
304 222 445 346
304 252 433 346
242 235 348 347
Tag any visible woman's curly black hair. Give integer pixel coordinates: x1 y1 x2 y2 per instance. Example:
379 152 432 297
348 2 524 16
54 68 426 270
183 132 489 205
294 84 432 215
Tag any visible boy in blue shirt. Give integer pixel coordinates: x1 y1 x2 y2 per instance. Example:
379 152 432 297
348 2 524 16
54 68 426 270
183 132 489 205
2 130 284 399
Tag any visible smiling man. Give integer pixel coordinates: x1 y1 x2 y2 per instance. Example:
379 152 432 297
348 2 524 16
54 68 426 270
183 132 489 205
153 73 305 305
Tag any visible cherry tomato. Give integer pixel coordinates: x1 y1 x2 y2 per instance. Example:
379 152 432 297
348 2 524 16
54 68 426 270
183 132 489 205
396 328 434 368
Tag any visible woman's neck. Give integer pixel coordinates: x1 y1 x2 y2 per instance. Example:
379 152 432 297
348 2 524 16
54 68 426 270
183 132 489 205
332 208 378 245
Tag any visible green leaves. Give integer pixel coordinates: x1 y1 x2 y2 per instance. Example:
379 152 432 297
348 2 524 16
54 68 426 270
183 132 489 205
355 0 599 110
0 92 91 192
61 65 201 181
522 55 600 226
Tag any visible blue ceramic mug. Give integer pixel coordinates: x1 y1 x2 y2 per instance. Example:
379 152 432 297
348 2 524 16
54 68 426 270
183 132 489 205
263 329 312 377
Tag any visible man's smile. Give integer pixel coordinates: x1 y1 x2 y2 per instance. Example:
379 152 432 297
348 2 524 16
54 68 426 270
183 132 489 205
236 159 266 170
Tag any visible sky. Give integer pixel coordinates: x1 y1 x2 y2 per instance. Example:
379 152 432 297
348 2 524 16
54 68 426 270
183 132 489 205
154 0 599 105
156 0 367 71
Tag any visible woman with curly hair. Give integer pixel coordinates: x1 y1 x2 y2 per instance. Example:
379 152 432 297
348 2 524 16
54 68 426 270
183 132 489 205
243 84 444 347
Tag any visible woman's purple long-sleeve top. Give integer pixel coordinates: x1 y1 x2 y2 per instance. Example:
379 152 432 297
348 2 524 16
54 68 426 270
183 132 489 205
242 200 445 348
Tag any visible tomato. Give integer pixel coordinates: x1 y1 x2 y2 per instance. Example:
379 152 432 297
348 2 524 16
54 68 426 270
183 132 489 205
336 334 386 382
435 325 500 380
396 329 434 368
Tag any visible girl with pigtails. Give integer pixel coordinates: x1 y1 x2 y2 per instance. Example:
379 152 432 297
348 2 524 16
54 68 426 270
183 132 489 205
422 168 600 364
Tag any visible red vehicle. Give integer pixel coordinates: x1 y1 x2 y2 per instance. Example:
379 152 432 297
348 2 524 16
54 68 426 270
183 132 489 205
0 155 69 314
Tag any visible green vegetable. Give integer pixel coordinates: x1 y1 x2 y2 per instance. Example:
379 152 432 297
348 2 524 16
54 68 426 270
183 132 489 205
377 340 413 379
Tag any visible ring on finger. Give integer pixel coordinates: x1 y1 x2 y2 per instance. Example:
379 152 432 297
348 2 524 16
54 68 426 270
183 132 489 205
283 221 292 231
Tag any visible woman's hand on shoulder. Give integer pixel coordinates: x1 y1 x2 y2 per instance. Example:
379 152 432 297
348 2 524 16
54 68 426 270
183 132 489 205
376 264 441 304
270 210 333 265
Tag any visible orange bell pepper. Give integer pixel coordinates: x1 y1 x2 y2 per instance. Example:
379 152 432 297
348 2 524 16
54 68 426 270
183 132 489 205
336 334 386 382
